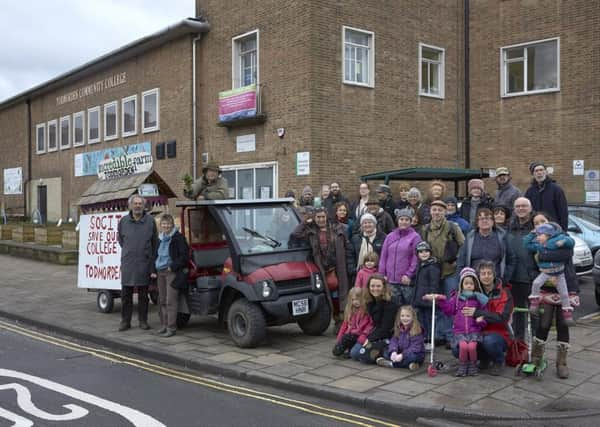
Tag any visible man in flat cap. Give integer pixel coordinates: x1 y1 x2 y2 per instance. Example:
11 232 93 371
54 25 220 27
494 167 521 209
185 162 228 200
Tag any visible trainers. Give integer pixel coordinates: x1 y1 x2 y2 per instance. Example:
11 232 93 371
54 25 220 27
118 322 131 332
408 362 420 371
156 327 167 335
139 321 151 330
162 328 176 338
376 357 393 368
562 308 576 327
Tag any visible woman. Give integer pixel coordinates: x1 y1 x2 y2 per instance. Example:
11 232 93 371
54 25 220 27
350 182 371 220
407 187 430 225
155 213 189 338
350 274 398 363
493 204 511 230
379 208 421 306
348 213 386 280
332 201 350 231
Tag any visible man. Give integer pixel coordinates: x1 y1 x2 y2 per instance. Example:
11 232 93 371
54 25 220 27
185 162 228 200
459 179 494 226
299 185 315 207
444 196 471 235
323 182 350 219
524 162 568 231
376 184 397 223
364 195 395 235
117 195 159 331
494 167 521 209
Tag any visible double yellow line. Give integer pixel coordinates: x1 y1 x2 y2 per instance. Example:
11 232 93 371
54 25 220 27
0 319 400 427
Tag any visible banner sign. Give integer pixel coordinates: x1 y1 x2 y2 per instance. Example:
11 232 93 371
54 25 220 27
74 142 151 177
3 167 23 195
77 212 128 290
98 151 153 180
218 84 257 122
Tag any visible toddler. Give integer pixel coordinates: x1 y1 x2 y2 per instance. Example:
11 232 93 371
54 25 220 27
354 252 379 289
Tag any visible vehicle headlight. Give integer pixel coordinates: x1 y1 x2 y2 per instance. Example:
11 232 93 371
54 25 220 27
260 281 273 298
313 273 323 291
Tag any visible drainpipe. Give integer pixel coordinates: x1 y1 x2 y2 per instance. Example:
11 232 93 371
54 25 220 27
26 99 32 217
192 34 202 180
464 0 470 169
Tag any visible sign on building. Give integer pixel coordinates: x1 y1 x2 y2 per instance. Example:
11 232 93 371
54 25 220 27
74 142 151 177
296 152 310 176
218 84 257 122
97 152 153 180
3 167 22 195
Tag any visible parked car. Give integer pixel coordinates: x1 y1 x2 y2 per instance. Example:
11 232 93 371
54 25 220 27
593 251 600 306
568 215 600 256
569 204 600 227
570 234 594 276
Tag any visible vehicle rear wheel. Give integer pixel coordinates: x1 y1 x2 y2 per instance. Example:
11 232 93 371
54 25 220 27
176 312 191 329
298 299 331 336
227 299 266 348
97 290 114 313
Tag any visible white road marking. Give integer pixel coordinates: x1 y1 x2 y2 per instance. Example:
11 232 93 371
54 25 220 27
0 406 33 427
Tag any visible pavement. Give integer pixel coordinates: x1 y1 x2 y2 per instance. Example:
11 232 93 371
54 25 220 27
1 254 600 422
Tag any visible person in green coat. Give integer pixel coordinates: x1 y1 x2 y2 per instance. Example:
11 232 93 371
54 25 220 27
185 162 228 200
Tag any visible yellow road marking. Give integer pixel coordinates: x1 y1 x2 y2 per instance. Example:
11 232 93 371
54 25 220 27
0 320 400 427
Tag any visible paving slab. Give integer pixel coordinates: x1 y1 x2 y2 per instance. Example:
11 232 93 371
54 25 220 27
491 385 555 409
291 372 332 385
252 354 295 366
308 364 360 380
467 397 529 415
379 378 437 396
328 376 384 392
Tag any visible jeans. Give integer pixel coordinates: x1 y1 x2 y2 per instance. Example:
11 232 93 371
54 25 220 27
416 306 433 342
350 340 388 364
121 285 148 324
390 283 414 307
437 273 459 341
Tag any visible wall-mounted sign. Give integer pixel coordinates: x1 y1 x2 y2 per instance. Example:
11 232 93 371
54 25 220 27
74 142 151 177
56 72 127 106
97 152 153 180
296 152 310 176
138 183 159 197
573 160 584 176
218 84 257 122
3 167 22 195
236 134 256 152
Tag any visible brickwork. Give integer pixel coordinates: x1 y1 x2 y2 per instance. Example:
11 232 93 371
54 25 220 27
0 103 28 214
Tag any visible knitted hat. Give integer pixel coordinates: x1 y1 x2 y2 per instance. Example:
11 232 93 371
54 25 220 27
407 187 422 199
285 190 296 198
376 184 392 195
459 267 482 292
395 207 414 219
302 185 313 196
444 196 458 206
366 195 379 205
360 213 377 225
416 241 432 252
430 200 447 209
468 179 484 193
536 223 559 237
529 162 546 174
495 167 510 176
202 162 221 174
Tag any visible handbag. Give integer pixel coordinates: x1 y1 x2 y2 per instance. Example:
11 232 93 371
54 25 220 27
505 338 528 367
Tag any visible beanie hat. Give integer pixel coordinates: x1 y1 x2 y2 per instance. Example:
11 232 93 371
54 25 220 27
495 167 510 176
366 195 380 205
459 267 481 292
285 190 296 198
407 187 422 199
416 241 432 252
302 185 313 196
376 184 392 195
395 207 414 219
536 223 559 237
444 196 458 206
468 179 484 193
529 162 546 174
430 200 447 209
360 213 377 225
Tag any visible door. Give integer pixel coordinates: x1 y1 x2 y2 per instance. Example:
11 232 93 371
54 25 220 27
38 185 47 224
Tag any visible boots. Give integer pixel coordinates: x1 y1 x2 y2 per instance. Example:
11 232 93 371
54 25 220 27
531 337 546 367
455 361 468 377
556 342 570 379
467 361 479 376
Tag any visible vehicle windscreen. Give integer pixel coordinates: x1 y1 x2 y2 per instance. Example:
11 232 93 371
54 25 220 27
569 207 600 227
220 205 307 255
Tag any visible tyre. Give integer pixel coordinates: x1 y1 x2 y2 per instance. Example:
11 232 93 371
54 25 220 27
149 289 159 305
227 299 266 348
97 290 114 313
297 298 331 336
176 312 191 329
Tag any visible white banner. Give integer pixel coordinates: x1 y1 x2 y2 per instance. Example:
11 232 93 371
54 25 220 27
3 167 22 195
77 212 128 290
97 152 153 180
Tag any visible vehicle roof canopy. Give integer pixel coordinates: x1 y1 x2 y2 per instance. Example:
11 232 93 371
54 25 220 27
360 167 490 184
176 198 295 208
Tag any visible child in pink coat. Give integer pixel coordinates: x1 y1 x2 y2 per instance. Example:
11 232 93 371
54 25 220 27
354 252 379 289
332 287 374 357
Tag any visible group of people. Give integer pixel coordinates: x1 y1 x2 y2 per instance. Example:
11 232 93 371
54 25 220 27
291 162 575 379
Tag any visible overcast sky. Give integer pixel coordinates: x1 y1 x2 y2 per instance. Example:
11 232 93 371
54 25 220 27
0 0 194 102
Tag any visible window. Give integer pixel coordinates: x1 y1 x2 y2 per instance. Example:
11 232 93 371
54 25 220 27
419 43 445 98
47 120 58 152
104 101 118 141
122 95 137 137
343 26 375 87
88 107 100 144
220 162 278 200
232 30 259 88
142 88 160 133
59 116 71 150
73 111 85 146
501 38 559 97
36 123 46 154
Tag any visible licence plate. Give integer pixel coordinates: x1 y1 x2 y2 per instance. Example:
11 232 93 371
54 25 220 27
292 298 309 316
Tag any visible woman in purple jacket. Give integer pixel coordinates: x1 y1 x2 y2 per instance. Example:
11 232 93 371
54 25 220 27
379 207 421 306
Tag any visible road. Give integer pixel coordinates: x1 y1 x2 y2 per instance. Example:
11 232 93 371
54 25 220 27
575 275 599 321
0 322 407 427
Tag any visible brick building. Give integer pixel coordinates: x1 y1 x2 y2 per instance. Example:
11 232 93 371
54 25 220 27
1 1 598 222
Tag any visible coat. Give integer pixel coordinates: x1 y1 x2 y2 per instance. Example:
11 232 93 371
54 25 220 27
456 227 516 282
459 195 494 225
439 292 488 336
474 279 513 345
524 231 574 274
165 230 190 290
421 218 465 278
379 227 421 284
411 257 442 308
336 311 373 344
118 212 158 287
507 216 539 284
354 266 378 288
323 193 350 219
387 327 425 359
379 196 397 224
187 175 228 200
348 231 386 275
524 177 569 231
366 299 398 342
495 181 521 210
446 212 472 235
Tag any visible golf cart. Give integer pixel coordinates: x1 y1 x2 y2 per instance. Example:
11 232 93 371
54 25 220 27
175 198 330 348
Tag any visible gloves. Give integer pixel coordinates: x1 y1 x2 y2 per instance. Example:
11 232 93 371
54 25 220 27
390 352 403 363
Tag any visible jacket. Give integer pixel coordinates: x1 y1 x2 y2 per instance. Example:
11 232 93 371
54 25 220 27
524 231 574 274
507 216 539 283
166 230 190 290
336 311 374 345
537 246 578 293
524 177 569 231
474 279 513 344
411 257 442 308
459 195 494 225
355 266 378 289
422 219 465 278
117 211 158 287
323 193 350 219
366 299 398 342
446 212 472 235
348 231 386 275
439 292 488 336
187 175 228 200
456 227 516 281
379 196 397 224
378 227 421 284
495 182 521 209
375 209 395 235
387 327 425 359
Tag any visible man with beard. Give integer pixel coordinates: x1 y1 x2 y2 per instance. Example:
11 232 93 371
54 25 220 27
323 182 350 219
494 167 520 209
524 162 568 231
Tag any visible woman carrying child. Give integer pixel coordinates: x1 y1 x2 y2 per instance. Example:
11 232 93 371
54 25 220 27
376 305 425 370
332 288 373 357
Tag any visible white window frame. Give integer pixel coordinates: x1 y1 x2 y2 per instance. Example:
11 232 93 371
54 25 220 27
59 115 71 150
104 101 118 141
121 94 137 137
72 111 85 147
419 42 445 99
342 26 375 88
232 29 260 89
87 106 101 144
500 37 560 98
220 161 278 200
35 123 46 154
141 88 160 133
47 119 58 152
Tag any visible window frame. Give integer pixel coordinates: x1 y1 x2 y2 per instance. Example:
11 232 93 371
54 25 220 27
342 26 375 88
121 94 137 138
59 115 71 150
47 119 58 152
419 42 445 99
104 100 118 141
141 88 160 133
220 161 278 200
87 106 101 144
35 123 46 154
232 29 260 89
500 37 560 98
72 111 85 147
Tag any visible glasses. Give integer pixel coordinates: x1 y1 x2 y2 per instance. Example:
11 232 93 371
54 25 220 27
514 205 529 208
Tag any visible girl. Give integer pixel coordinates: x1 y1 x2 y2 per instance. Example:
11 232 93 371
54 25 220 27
333 288 373 357
354 252 379 289
426 267 488 376
376 306 425 370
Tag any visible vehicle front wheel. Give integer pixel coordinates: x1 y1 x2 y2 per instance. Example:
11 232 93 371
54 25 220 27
176 312 191 329
227 299 266 348
298 299 331 336
97 290 114 313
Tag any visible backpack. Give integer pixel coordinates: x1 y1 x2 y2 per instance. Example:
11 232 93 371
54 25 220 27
425 221 459 263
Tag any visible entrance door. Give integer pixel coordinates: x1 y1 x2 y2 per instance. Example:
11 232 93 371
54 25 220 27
38 185 47 224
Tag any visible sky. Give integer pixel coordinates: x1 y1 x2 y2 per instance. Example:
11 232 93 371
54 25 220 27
0 0 195 102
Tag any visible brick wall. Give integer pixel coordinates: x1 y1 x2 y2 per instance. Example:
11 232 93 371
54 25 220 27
0 103 28 214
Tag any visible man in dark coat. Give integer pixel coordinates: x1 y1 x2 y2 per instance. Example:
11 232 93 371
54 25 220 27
322 182 350 219
117 194 159 331
376 184 397 223
524 162 569 231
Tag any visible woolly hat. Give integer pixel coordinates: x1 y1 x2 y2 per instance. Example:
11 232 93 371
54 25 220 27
407 187 422 199
202 162 221 174
468 179 484 193
430 200 447 209
495 167 510 176
444 196 458 206
285 190 296 198
536 222 559 237
416 241 432 252
366 195 380 205
459 267 482 292
376 184 392 195
395 207 414 219
529 162 546 174
360 213 377 225
302 185 313 196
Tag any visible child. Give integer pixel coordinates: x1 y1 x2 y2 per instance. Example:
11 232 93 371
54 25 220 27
525 222 575 326
376 305 425 370
333 287 373 357
354 252 379 289
426 267 488 376
411 241 441 351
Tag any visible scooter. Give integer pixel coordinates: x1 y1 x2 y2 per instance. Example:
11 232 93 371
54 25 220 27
426 294 446 377
514 307 547 377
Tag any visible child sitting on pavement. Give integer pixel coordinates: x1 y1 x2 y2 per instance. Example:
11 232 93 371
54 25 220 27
524 222 575 326
354 252 379 289
332 287 373 358
376 305 425 370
